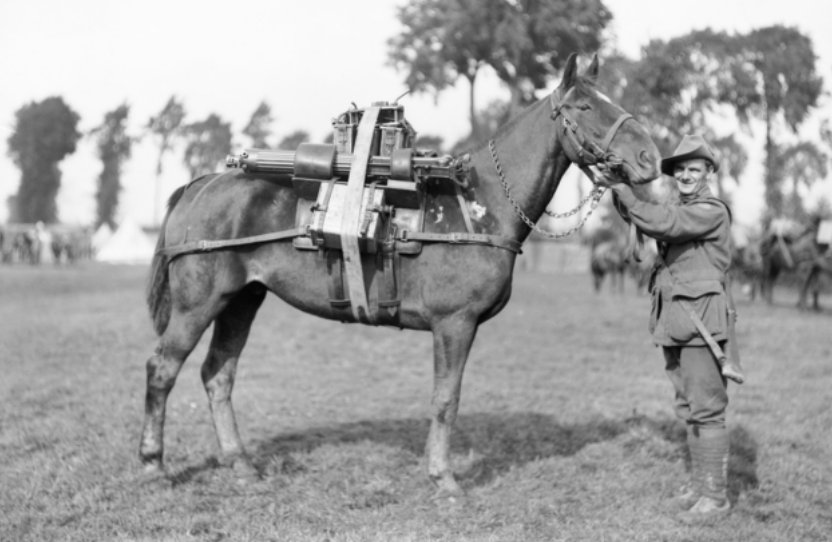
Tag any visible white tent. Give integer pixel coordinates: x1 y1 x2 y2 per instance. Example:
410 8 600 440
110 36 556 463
96 219 156 264
91 223 113 254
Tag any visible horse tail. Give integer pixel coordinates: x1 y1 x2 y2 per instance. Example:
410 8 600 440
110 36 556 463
146 185 187 336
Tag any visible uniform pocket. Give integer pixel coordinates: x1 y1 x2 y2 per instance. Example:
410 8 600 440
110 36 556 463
666 281 727 343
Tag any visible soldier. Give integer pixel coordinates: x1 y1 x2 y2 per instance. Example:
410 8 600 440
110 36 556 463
598 134 742 523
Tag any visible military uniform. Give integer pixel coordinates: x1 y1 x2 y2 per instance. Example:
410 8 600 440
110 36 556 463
607 134 736 522
613 183 731 427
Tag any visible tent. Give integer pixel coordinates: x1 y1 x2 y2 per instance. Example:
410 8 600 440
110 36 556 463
95 219 156 264
91 223 113 254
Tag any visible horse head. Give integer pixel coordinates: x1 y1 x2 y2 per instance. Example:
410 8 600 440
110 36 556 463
552 53 660 186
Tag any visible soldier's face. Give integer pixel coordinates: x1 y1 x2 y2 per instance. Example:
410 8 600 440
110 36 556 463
673 158 710 196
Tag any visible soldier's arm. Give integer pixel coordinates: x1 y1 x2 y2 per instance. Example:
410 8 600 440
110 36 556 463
610 184 726 243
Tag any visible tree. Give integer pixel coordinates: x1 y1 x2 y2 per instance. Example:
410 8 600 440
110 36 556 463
602 27 821 222
710 134 748 206
388 0 611 142
601 30 745 155
277 130 309 150
147 96 186 225
775 141 827 219
7 96 81 223
182 114 233 179
242 101 274 149
738 26 823 223
90 104 133 229
488 0 612 114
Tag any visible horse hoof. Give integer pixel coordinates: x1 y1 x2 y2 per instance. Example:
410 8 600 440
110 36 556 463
431 478 466 502
141 458 167 477
139 463 171 487
231 458 260 483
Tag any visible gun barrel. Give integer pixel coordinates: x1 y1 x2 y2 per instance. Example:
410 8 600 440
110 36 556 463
226 148 458 182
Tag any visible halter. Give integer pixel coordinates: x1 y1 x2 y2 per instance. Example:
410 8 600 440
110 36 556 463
549 89 635 183
487 87 642 240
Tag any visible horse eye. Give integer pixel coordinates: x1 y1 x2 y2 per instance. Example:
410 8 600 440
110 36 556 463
578 104 592 111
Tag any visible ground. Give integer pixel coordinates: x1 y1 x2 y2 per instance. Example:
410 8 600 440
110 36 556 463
1 263 830 541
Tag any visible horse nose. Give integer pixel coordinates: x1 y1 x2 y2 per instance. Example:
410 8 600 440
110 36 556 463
637 149 660 178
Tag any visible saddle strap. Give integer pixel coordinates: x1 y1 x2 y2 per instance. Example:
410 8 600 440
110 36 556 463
158 227 308 261
395 230 522 254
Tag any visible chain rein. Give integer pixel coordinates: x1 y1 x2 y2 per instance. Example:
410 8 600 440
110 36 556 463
488 93 636 239
488 139 606 240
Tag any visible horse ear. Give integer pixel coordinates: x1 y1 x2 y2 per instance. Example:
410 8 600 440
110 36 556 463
558 53 579 91
585 54 600 82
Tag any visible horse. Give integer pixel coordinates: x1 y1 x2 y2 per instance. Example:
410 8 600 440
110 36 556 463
588 230 628 293
140 54 661 496
759 221 823 307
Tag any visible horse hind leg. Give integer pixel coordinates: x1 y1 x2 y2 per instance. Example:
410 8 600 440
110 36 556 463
139 304 216 475
426 316 478 497
200 283 266 478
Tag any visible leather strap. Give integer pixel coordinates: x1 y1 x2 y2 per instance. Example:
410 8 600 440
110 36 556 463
455 183 476 234
340 106 380 324
677 299 727 364
158 227 308 260
396 230 522 253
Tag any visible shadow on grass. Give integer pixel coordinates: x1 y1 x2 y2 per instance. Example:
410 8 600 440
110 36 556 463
168 413 758 494
728 424 759 500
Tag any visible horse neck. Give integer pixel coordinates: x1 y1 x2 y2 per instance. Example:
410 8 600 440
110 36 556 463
466 99 572 243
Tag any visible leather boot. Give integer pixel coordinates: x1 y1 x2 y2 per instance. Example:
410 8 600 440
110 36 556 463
678 426 730 524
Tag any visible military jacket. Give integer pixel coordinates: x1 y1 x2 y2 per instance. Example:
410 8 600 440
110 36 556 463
612 185 732 347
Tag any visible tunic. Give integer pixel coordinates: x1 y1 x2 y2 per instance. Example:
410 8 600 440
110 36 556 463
611 184 733 347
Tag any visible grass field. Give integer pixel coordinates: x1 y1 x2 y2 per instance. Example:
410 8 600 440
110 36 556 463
1 262 831 541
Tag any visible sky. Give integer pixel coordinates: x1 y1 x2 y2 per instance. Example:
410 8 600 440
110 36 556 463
1 0 831 231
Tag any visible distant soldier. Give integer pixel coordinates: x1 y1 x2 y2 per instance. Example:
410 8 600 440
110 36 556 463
598 134 743 523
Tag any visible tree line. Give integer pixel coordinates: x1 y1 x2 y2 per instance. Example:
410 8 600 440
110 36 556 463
5 96 307 228
5 0 830 230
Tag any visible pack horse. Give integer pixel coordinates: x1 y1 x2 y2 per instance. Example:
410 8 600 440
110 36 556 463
140 54 661 496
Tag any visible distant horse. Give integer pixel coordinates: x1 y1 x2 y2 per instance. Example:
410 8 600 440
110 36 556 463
140 54 661 495
628 236 657 293
759 221 823 307
732 243 764 301
51 231 72 264
589 232 628 293
10 228 39 264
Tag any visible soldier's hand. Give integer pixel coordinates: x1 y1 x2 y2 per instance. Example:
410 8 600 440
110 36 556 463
593 166 625 188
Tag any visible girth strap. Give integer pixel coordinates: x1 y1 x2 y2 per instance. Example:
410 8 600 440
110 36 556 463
158 227 308 261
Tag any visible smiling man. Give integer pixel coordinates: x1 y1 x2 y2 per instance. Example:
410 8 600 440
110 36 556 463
598 134 742 523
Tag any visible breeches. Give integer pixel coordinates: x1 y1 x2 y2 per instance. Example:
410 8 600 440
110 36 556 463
662 344 728 427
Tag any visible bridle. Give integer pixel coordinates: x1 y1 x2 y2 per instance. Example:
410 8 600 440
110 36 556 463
487 87 643 240
548 88 636 183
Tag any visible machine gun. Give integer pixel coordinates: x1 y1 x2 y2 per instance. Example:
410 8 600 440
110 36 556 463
225 100 469 255
225 101 466 209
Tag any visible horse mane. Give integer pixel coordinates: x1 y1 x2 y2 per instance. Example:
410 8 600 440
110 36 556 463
460 75 599 154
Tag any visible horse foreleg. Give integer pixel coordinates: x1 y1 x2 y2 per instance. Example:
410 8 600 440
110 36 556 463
201 284 266 478
426 317 478 497
139 311 209 475
797 267 819 311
